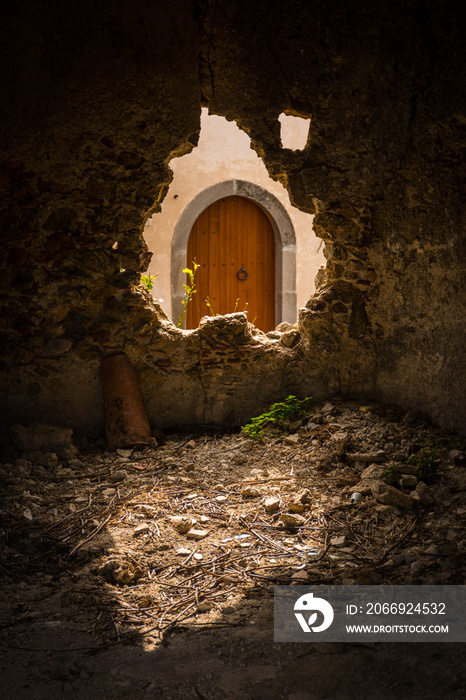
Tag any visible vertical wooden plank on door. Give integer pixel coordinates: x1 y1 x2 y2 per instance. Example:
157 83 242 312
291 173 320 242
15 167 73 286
208 199 220 318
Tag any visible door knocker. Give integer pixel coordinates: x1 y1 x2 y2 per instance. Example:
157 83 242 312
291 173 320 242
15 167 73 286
237 265 249 281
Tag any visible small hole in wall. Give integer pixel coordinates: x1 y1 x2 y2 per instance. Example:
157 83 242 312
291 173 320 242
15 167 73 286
279 113 311 150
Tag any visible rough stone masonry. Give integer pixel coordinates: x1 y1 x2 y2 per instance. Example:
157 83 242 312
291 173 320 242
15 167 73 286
0 0 465 438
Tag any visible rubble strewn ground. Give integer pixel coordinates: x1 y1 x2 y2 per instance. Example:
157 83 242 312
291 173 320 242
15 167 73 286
0 399 465 699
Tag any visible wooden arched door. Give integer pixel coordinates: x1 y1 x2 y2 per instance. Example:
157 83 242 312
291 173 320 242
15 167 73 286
186 196 276 331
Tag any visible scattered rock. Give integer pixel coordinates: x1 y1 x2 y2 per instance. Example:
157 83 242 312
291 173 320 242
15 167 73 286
102 487 117 497
112 469 128 482
288 500 305 513
398 475 419 488
250 468 268 477
184 462 196 472
291 570 309 582
331 536 347 547
186 529 209 540
176 548 191 555
281 513 306 528
197 602 212 612
283 434 300 445
116 448 132 458
371 481 415 509
347 451 386 468
360 464 392 481
133 523 150 537
221 605 235 614
241 486 261 498
412 481 435 506
264 496 281 512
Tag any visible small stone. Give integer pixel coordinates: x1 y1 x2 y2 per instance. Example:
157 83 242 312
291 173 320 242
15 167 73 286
112 469 127 482
331 536 347 548
288 500 305 513
199 515 210 523
23 508 33 520
114 567 134 585
354 478 380 495
412 481 434 506
186 440 196 449
184 462 196 472
193 553 203 560
397 464 419 475
283 434 300 445
102 488 117 497
61 444 80 461
176 548 191 555
133 524 150 537
138 597 152 608
216 495 227 502
425 544 441 555
371 481 415 509
347 451 386 468
410 560 427 577
281 513 306 528
116 449 132 458
241 486 261 498
157 543 171 551
264 496 281 512
186 529 209 540
398 475 419 488
197 602 212 612
360 464 390 481
251 468 268 477
291 570 309 582
221 605 235 615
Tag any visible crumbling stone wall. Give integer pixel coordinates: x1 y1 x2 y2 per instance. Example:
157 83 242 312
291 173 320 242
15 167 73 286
1 0 465 439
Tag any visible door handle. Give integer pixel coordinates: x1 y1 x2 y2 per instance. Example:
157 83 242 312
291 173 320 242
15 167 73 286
237 265 249 281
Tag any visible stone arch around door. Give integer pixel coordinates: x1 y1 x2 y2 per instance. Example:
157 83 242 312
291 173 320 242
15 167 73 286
171 180 297 329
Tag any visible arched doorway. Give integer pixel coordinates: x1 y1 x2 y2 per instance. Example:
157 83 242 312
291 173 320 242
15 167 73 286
186 195 275 331
171 180 297 329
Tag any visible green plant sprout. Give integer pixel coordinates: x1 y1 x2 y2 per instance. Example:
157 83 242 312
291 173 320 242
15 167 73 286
140 273 158 291
177 260 199 328
242 395 313 441
407 435 441 484
204 296 218 316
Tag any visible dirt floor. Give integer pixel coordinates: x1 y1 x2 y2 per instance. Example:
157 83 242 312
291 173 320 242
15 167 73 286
1 398 465 699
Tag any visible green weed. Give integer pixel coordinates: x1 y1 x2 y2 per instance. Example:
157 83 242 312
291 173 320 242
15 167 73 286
177 260 199 328
242 395 313 441
407 436 441 484
140 273 158 291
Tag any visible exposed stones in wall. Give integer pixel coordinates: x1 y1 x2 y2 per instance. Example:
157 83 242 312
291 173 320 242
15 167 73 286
0 0 465 438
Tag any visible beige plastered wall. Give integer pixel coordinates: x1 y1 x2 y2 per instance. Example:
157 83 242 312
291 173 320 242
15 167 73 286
144 109 325 325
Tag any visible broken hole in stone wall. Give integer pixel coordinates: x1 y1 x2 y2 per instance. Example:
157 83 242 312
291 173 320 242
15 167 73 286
142 108 325 332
